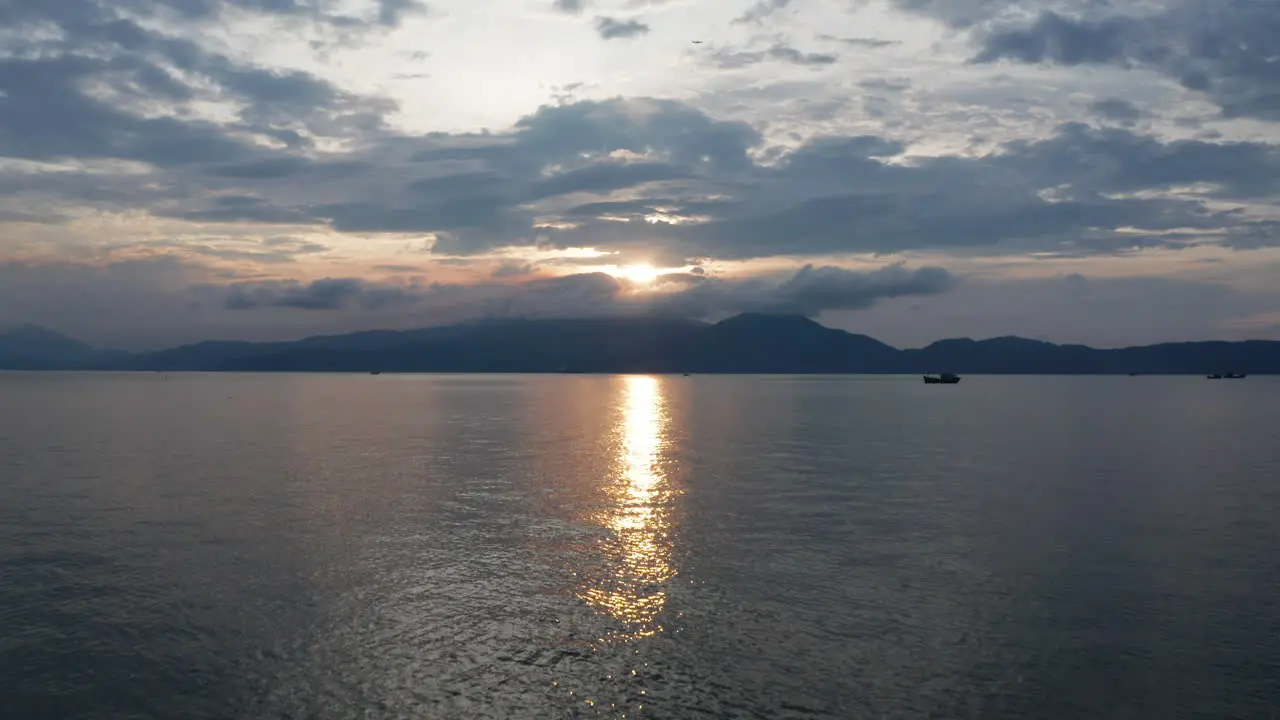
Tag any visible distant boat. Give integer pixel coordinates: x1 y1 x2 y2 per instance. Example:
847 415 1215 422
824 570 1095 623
923 373 961 384
1207 372 1246 379
369 371 381 375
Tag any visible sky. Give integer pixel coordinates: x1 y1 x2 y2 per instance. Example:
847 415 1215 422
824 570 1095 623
2 0 1279 350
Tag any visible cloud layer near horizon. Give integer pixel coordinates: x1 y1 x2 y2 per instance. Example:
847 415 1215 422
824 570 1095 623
1 0 1279 348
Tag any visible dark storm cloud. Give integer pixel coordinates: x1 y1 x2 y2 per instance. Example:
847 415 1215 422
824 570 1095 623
594 16 650 39
969 1 1280 121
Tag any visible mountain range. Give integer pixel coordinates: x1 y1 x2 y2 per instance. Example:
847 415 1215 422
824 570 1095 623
2 315 1278 374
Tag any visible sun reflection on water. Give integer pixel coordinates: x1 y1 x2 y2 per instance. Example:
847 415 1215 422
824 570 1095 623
578 375 677 641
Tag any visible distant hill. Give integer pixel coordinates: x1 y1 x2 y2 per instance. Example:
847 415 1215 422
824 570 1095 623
3 315 1279 374
0 325 121 370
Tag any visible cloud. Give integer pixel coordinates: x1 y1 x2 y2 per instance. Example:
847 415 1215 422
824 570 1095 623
817 35 900 48
705 45 839 69
0 255 948 347
3 2 1271 265
225 277 424 310
733 0 792 25
373 0 428 26
764 45 839 67
972 12 1136 66
492 261 535 278
15 89 1280 266
121 0 429 29
526 161 690 199
969 2 1280 121
218 262 957 321
0 209 68 225
594 16 650 39
0 55 259 167
996 123 1280 199
0 0 396 187
0 258 211 349
5 255 1275 351
889 0 1063 28
644 263 957 317
1088 98 1143 126
206 158 316 179
164 196 321 225
553 0 586 14
134 236 330 265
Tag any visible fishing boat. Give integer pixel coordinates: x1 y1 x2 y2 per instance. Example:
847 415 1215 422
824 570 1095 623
923 373 961 384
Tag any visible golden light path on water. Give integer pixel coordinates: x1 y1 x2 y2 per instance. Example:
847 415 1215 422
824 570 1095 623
578 375 677 641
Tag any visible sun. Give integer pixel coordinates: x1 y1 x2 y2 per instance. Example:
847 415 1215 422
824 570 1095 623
613 263 661 285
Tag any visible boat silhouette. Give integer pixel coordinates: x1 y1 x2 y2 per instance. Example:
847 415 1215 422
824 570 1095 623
923 373 961 384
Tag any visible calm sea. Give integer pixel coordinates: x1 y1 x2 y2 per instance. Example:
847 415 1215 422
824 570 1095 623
1 373 1278 719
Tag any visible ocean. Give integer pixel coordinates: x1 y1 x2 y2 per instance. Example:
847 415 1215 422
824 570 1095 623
2 372 1278 719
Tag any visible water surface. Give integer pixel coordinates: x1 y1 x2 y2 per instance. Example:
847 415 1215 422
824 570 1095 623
1 373 1278 718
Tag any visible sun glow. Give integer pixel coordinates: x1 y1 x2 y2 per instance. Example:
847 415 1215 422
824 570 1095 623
611 263 661 285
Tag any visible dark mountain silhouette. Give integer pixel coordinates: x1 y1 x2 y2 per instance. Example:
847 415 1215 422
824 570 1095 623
0 325 122 369
2 315 1279 374
690 314 898 373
